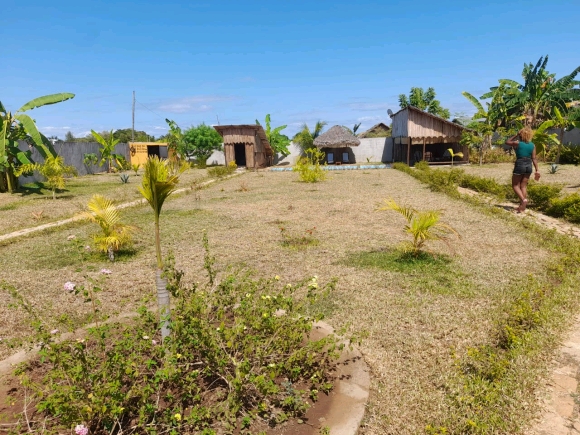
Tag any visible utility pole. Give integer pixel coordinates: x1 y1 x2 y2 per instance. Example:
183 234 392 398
132 91 135 141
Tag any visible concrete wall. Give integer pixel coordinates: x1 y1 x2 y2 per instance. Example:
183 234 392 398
562 128 580 145
17 141 129 184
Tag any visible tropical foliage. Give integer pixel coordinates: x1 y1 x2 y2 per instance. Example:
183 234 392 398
182 123 223 167
398 87 450 119
16 155 77 200
0 93 74 192
91 129 123 173
292 121 327 152
139 156 184 340
82 194 135 261
377 198 459 256
293 148 327 182
256 114 291 157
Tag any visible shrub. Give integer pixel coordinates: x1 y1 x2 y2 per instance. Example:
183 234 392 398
459 174 507 199
207 163 236 178
293 149 327 183
469 147 515 164
414 160 430 171
558 145 580 165
279 226 319 249
526 182 563 211
10 254 340 434
548 193 580 223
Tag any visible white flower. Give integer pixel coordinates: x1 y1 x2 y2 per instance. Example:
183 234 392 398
67 235 76 240
50 329 59 335
100 268 112 275
64 282 76 292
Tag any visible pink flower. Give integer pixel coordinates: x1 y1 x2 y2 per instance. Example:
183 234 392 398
85 245 91 251
50 329 59 335
100 269 112 275
75 424 88 435
152 340 158 345
64 282 76 292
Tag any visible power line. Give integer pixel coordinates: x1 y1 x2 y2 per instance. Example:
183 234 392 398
135 99 165 121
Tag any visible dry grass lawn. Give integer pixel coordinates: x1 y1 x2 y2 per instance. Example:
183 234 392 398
0 169 208 235
0 168 566 434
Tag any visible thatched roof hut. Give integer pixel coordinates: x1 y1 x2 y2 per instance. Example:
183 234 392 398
314 125 361 148
214 124 272 169
358 122 391 138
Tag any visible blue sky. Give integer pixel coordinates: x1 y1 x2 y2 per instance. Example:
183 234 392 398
3 0 579 139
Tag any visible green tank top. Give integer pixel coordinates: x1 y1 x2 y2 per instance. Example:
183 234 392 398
516 141 534 158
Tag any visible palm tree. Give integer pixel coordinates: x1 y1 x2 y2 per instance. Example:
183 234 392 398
292 121 327 152
139 156 182 341
398 87 451 119
377 198 459 256
83 195 135 261
16 155 77 199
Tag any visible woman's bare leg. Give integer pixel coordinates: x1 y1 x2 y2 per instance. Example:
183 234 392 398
512 174 525 210
519 174 531 211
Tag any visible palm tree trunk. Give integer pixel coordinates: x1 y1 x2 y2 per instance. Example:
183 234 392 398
107 246 115 262
154 214 171 340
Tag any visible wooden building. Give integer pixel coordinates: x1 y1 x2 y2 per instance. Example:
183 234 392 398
129 142 172 166
390 106 468 165
213 125 273 169
314 125 360 164
358 122 391 138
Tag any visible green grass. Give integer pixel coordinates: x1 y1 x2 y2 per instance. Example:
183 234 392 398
345 249 475 296
0 203 17 211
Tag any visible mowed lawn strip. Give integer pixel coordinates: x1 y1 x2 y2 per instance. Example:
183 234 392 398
0 168 559 434
0 169 209 235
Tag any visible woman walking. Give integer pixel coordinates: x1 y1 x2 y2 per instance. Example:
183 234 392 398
505 127 540 213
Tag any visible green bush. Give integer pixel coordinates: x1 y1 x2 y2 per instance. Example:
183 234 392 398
558 145 580 165
414 160 430 171
526 182 563 211
548 193 580 223
459 174 507 199
293 149 327 183
12 258 339 434
207 163 236 178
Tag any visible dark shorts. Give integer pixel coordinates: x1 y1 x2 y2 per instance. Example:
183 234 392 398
513 158 532 175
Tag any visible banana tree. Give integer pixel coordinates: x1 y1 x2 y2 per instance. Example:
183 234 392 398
139 156 183 341
91 130 121 173
0 93 75 192
256 114 291 157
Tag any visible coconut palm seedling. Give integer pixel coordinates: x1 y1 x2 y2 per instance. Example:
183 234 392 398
377 198 459 256
139 156 184 341
16 155 77 200
82 194 135 262
131 163 140 176
447 148 464 166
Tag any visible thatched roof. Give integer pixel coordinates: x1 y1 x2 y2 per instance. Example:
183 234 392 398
213 124 273 156
313 125 361 148
358 122 391 138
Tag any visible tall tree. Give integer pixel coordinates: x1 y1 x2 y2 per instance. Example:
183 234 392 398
292 121 327 152
256 114 291 157
182 123 223 167
398 87 451 119
64 131 75 142
0 93 74 192
91 129 122 172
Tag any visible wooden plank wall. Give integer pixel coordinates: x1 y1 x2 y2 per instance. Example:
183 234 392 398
408 110 464 138
245 144 255 168
224 144 235 165
391 110 409 137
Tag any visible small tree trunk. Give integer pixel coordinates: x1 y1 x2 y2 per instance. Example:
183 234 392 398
107 246 115 262
156 269 171 340
556 128 565 164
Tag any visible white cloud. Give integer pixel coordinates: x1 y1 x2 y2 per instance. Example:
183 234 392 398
356 116 382 122
158 95 236 114
347 102 391 111
154 126 167 130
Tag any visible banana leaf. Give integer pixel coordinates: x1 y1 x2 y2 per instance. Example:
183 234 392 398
17 93 75 113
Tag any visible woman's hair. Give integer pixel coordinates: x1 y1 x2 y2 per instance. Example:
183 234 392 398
518 127 534 142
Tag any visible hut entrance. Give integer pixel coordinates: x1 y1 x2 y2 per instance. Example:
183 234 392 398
234 143 246 167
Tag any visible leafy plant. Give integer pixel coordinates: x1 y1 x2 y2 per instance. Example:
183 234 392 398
292 121 327 152
414 160 430 171
548 163 559 174
0 93 74 192
131 163 140 176
81 194 135 261
293 148 327 183
83 153 99 174
91 129 122 173
256 114 291 157
16 155 77 200
446 148 464 166
119 173 130 184
207 161 237 178
377 198 460 256
182 123 223 168
139 156 183 340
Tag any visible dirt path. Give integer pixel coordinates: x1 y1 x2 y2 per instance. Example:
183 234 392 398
459 186 580 434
